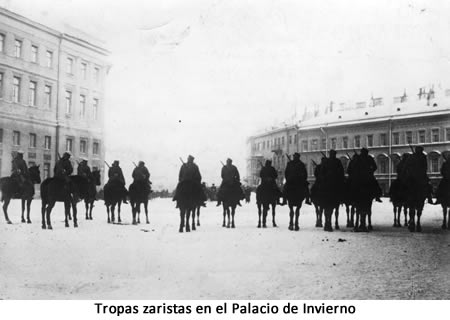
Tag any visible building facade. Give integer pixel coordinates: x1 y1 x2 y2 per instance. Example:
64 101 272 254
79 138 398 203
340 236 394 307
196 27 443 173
0 7 109 181
247 89 450 194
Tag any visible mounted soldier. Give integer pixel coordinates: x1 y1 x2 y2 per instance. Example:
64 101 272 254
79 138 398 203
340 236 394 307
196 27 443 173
405 146 433 204
174 155 206 207
108 160 128 203
54 151 79 202
217 158 245 206
284 152 311 205
11 150 29 189
357 148 382 202
77 158 91 180
132 161 151 193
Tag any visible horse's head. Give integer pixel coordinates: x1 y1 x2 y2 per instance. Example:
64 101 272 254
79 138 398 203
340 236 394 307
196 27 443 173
28 165 41 184
92 170 101 186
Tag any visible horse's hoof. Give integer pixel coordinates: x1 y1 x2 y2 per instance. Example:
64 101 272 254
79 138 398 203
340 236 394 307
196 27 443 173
192 225 196 231
132 221 138 225
146 221 150 224
27 220 31 224
65 223 69 228
408 225 415 232
347 223 351 228
6 220 12 224
74 223 78 228
222 224 226 228
231 224 235 228
48 225 53 230
107 219 110 224
368 225 373 231
263 224 267 228
295 225 299 231
288 225 293 231
42 225 46 230
197 222 200 227
21 218 26 223
186 227 190 232
442 224 447 230
416 225 422 232
179 228 183 233
335 225 340 230
273 223 277 228
257 224 261 228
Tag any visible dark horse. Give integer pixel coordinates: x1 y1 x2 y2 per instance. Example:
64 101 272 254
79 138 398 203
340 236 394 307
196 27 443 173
350 175 374 232
222 182 243 228
0 165 41 224
104 180 127 224
389 179 408 227
176 180 200 232
436 178 450 229
83 170 101 220
129 180 151 225
40 175 88 229
256 182 280 228
283 180 307 231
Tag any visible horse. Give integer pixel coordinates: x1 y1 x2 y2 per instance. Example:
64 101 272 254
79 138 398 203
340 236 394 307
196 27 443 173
350 176 374 232
389 179 408 227
175 180 200 232
40 175 88 229
129 180 151 225
0 165 41 224
282 180 307 231
256 182 280 228
83 170 101 220
104 180 127 224
221 182 243 228
436 178 450 229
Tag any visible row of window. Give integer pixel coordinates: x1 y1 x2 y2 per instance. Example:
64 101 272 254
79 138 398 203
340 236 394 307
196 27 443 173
0 72 99 119
0 32 101 82
253 134 298 152
0 129 100 155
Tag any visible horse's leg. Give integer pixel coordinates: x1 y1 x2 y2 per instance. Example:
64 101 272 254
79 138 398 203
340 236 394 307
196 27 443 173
179 208 185 232
441 205 447 230
185 208 191 232
346 204 351 227
393 205 398 227
41 200 47 229
324 208 332 232
196 206 200 226
46 200 55 230
351 206 356 229
131 203 137 225
272 203 277 227
408 206 416 232
137 203 141 224
111 203 116 223
72 199 78 228
231 206 235 228
89 201 94 220
222 205 226 227
334 205 340 230
416 207 422 232
21 198 26 223
288 205 294 230
315 204 320 227
257 203 262 228
353 207 360 232
117 202 122 223
294 206 300 231
106 205 111 223
3 198 12 224
191 207 196 231
26 199 32 223
145 201 149 224
367 207 373 231
85 200 89 220
262 205 267 228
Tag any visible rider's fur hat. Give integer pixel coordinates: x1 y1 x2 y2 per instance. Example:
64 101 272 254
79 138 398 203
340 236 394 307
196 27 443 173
293 152 300 159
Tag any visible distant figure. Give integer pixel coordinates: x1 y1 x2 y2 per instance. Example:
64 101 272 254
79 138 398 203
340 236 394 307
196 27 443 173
108 160 128 203
358 148 382 202
132 161 151 193
217 158 244 206
54 151 79 201
405 146 433 204
11 150 29 187
284 152 311 205
173 155 206 207
77 158 91 179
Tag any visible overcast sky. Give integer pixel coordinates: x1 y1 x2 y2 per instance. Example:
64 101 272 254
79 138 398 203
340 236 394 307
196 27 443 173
3 0 450 189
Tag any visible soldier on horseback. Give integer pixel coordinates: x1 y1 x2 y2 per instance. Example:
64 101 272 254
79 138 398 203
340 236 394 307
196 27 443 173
216 158 245 207
132 161 151 193
358 148 382 202
11 151 29 189
108 160 128 204
406 146 434 204
434 156 449 205
260 160 283 204
284 152 311 205
54 151 80 202
173 155 206 207
77 158 91 180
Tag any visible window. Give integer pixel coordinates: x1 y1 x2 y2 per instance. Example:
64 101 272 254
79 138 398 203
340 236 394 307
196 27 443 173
13 77 21 103
367 135 373 147
81 62 87 79
93 142 99 155
94 67 100 82
380 133 387 146
0 72 3 98
65 90 72 114
294 134 297 143
44 136 51 150
320 138 326 150
93 98 99 120
29 81 37 106
378 156 388 174
65 138 73 152
418 130 426 144
430 156 439 173
342 136 348 149
330 137 337 150
393 132 400 145
431 129 440 142
405 131 413 144
0 33 4 52
31 45 38 63
80 139 87 154
13 131 20 145
79 95 86 118
311 139 318 151
14 39 22 58
354 135 361 148
262 141 266 149
44 85 52 108
288 135 292 144
281 137 285 145
28 161 36 167
446 128 450 141
302 140 308 151
43 163 50 179
66 57 73 74
29 133 36 148
46 51 53 68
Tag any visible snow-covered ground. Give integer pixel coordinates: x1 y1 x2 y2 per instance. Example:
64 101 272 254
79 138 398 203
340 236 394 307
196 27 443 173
0 196 449 299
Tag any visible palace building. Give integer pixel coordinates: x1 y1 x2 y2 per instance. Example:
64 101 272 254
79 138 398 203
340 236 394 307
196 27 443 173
247 87 450 194
0 7 110 181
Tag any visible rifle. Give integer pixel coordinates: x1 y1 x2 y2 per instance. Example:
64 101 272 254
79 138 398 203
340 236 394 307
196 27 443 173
346 152 352 159
132 161 138 168
285 154 292 161
220 161 225 167
179 157 185 164
320 151 327 158
258 160 264 168
408 144 415 153
311 159 318 167
103 161 111 168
